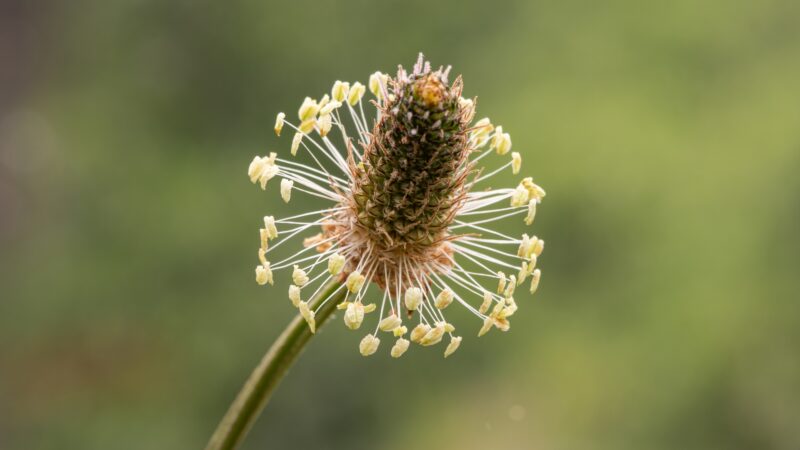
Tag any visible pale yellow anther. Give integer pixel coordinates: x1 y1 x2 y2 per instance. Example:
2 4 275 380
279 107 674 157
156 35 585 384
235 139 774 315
378 313 402 332
347 82 365 106
435 289 454 309
502 300 518 318
317 113 332 137
478 317 494 337
521 177 546 202
259 163 278 190
299 117 316 134
517 261 529 285
459 97 475 123
491 125 504 150
518 234 542 261
363 303 377 313
528 254 538 272
255 263 273 286
259 229 269 252
298 301 316 333
510 184 530 207
274 112 285 136
288 285 301 307
391 338 410 358
291 132 302 156
504 275 517 298
532 238 545 257
331 80 350 103
410 323 431 343
359 334 380 356
336 301 350 310
511 152 521 174
345 271 365 293
344 302 365 330
258 248 267 265
298 97 320 121
328 253 346 275
494 316 511 332
444 322 456 333
280 178 293 203
319 101 340 116
404 287 422 311
525 199 537 225
393 325 408 337
369 71 388 99
474 117 493 131
420 323 446 346
248 156 267 183
530 269 541 294
518 234 530 258
318 94 330 109
471 118 494 146
495 129 512 155
292 265 309 287
496 271 507 294
263 216 278 239
248 154 279 189
479 291 493 314
491 301 506 317
444 336 462 358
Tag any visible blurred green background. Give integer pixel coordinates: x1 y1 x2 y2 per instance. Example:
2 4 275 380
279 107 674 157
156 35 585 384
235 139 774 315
2 0 800 449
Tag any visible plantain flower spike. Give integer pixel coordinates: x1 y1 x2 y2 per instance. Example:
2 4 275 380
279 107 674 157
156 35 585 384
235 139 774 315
246 54 547 357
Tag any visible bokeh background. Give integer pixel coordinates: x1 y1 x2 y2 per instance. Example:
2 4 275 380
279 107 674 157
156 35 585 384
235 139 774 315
2 0 800 449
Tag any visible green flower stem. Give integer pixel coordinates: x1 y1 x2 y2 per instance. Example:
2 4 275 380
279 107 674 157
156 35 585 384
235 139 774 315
205 278 346 450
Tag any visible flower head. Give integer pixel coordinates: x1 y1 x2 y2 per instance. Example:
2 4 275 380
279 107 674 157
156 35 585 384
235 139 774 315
248 54 546 358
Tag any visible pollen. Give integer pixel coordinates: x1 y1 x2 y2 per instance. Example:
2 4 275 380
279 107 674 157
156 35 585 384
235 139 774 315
288 284 301 307
391 338 410 358
292 265 309 287
444 336 462 358
530 269 541 294
280 179 293 203
298 97 319 121
290 133 302 156
347 82 365 106
344 302 366 330
369 71 388 99
378 314 403 332
404 287 422 311
274 112 285 136
359 334 380 356
298 301 316 333
511 152 522 175
328 253 346 276
263 216 278 239
331 81 349 102
435 289 454 310
255 264 273 286
410 323 431 343
480 291 493 314
420 322 446 346
525 200 537 225
346 271 365 293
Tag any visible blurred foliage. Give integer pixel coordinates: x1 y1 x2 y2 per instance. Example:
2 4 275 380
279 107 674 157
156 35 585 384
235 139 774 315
2 0 800 449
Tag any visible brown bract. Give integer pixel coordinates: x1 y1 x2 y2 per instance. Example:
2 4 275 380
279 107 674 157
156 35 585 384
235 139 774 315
318 61 475 299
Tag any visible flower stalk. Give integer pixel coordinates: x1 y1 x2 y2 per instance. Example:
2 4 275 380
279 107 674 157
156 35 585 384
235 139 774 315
205 278 346 450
